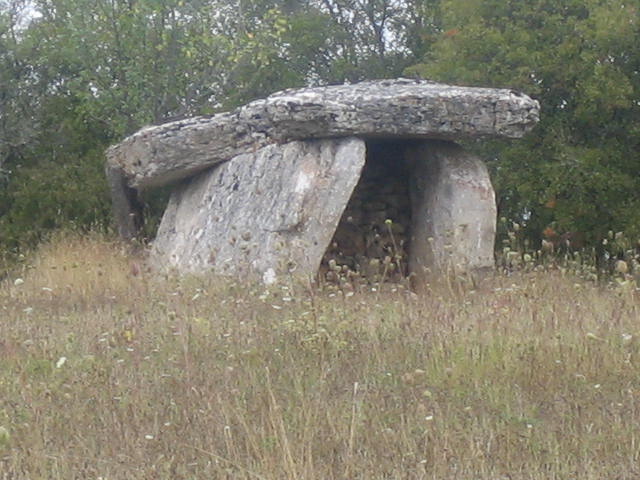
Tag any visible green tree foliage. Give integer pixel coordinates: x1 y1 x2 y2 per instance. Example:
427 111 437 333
407 0 640 250
0 1 40 175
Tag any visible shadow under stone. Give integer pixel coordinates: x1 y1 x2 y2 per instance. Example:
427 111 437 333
322 140 415 284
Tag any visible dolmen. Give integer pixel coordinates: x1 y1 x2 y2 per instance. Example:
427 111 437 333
106 79 539 285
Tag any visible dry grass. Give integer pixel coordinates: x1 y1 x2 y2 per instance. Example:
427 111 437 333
1 233 639 479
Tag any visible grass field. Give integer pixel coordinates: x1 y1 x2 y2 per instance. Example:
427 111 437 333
1 233 639 479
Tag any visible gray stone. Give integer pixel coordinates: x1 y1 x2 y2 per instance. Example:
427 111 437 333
151 137 365 283
104 164 144 242
105 79 540 283
107 78 539 190
406 141 497 282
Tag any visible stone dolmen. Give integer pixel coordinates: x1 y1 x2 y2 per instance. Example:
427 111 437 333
106 79 539 285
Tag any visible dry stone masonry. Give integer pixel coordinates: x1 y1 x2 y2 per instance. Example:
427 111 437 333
106 79 539 285
322 141 413 284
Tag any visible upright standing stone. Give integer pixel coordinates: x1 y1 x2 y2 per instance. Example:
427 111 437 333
406 141 497 282
152 137 366 284
104 165 144 241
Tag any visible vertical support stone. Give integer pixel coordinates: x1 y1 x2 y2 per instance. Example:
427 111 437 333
105 164 144 242
151 137 366 284
406 140 496 283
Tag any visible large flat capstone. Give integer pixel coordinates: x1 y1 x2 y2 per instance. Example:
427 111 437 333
107 78 539 189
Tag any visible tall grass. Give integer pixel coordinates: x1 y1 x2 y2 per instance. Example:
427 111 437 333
1 233 639 479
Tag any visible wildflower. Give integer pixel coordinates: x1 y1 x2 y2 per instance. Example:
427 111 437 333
541 239 554 252
262 268 277 285
615 260 628 274
507 251 520 261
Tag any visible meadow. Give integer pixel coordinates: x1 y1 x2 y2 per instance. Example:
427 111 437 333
1 233 639 479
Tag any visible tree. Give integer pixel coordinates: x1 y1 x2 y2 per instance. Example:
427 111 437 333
407 0 640 255
0 1 40 173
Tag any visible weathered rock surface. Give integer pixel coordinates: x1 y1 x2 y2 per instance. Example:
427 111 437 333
151 137 366 283
406 141 497 280
107 78 539 189
104 165 144 241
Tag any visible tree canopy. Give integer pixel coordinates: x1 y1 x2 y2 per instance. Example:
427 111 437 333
409 0 640 248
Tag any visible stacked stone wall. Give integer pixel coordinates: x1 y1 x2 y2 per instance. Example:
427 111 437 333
322 141 412 284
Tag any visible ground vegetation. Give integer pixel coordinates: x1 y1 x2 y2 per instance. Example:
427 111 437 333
0 233 639 478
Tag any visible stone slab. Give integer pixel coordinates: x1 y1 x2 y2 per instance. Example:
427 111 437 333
107 79 539 189
104 164 144 241
151 137 366 283
406 141 497 281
